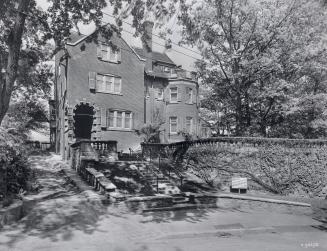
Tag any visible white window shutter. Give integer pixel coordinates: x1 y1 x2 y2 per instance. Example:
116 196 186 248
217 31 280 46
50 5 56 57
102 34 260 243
97 45 102 58
192 89 196 104
154 88 158 99
133 112 138 129
177 117 182 132
183 117 186 132
177 87 182 102
117 49 121 62
89 72 96 90
192 118 195 134
164 88 169 103
100 108 107 128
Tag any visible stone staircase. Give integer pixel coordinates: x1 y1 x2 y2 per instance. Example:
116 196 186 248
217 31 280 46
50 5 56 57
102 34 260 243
137 163 181 195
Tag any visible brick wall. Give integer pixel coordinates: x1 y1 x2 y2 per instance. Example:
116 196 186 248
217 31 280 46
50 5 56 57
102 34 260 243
65 34 145 152
145 77 200 143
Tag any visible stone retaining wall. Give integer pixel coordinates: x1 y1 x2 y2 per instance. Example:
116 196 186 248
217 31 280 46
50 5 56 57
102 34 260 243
124 196 174 212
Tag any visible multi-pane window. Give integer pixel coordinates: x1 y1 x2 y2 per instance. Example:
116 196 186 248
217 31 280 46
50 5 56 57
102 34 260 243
170 117 178 134
170 87 178 102
96 74 121 94
186 87 193 104
108 110 132 129
186 117 193 133
98 44 121 63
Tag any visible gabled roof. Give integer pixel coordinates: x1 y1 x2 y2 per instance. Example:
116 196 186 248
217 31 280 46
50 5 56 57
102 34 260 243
133 47 176 66
65 30 145 62
67 31 87 44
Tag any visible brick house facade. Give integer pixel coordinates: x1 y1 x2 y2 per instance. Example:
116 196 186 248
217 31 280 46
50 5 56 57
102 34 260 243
53 22 202 159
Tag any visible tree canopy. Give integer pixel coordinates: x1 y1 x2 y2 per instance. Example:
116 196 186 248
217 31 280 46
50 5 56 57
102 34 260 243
178 0 327 138
0 0 176 127
1 0 326 139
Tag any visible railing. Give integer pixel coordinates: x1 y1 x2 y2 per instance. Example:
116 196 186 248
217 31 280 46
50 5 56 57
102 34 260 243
71 140 117 152
70 140 118 171
175 70 197 81
118 148 144 161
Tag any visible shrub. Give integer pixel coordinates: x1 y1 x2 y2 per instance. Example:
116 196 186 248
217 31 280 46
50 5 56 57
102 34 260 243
0 128 31 201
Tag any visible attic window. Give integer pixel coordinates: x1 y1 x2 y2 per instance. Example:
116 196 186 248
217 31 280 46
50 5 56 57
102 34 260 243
97 44 121 63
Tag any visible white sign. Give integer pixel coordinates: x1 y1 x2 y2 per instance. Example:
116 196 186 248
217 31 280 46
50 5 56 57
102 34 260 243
231 177 248 189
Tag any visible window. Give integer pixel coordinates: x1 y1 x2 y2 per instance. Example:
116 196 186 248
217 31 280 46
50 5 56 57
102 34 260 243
170 87 178 102
98 44 121 63
164 66 170 73
124 112 132 129
170 117 178 134
108 110 133 129
96 74 121 94
156 88 164 100
186 117 193 133
186 87 193 104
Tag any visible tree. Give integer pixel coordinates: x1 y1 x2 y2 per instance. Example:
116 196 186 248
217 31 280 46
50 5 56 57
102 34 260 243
178 0 327 137
0 0 177 126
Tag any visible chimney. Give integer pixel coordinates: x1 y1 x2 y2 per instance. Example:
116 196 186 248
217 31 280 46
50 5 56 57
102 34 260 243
142 21 154 71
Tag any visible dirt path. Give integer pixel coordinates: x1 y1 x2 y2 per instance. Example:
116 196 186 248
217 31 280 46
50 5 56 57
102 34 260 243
0 154 107 246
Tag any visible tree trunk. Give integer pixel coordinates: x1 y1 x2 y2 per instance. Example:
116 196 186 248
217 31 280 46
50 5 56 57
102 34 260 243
235 94 243 136
0 0 31 125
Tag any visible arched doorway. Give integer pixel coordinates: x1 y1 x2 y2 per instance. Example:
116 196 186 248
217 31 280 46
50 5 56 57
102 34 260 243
73 104 94 141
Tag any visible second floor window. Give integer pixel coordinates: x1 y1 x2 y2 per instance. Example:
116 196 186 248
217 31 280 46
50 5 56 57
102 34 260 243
108 110 132 129
170 117 178 134
96 74 121 94
170 87 178 102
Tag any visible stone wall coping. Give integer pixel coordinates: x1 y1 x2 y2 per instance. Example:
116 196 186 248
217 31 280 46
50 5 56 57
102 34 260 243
126 195 172 202
217 193 311 207
184 192 311 207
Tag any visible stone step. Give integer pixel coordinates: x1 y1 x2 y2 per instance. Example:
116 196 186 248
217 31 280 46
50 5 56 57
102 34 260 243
173 198 189 204
150 180 170 185
172 196 187 202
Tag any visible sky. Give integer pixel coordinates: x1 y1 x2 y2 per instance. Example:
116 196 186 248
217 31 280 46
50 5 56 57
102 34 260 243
36 0 201 71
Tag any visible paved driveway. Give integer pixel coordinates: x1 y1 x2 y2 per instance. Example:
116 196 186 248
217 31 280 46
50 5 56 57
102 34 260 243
0 154 326 251
1 205 326 251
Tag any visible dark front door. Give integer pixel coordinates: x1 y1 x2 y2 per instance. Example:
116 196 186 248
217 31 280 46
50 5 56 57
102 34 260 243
73 104 94 140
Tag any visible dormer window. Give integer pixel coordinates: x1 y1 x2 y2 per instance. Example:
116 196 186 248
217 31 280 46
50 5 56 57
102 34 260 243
97 44 121 63
164 66 170 73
